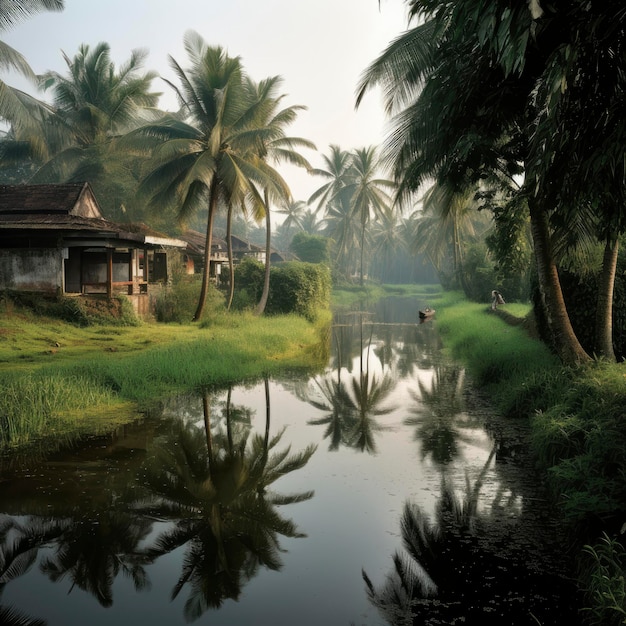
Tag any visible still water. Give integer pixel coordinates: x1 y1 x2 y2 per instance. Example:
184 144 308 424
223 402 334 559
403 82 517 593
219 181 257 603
0 297 581 625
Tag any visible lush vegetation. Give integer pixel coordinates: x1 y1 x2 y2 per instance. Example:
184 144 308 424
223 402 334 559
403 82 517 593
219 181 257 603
436 296 626 625
0 299 329 450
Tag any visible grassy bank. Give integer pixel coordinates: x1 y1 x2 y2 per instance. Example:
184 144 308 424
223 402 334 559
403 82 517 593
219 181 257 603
435 292 626 625
0 307 330 450
332 282 442 308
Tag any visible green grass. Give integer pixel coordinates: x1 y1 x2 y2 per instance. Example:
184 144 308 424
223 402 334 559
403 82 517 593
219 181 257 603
0 308 330 450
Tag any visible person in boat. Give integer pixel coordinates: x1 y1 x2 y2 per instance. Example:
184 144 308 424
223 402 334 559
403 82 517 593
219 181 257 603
491 290 505 310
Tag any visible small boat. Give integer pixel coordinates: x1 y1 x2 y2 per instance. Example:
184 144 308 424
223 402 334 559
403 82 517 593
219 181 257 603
419 307 435 320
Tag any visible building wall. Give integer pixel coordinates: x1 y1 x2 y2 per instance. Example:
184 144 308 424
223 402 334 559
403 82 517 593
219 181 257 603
0 249 63 293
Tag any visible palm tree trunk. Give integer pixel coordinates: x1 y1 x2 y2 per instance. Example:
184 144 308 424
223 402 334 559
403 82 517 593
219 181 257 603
255 190 271 315
360 223 366 286
594 235 618 361
226 203 235 311
528 198 590 364
193 181 218 322
202 388 214 470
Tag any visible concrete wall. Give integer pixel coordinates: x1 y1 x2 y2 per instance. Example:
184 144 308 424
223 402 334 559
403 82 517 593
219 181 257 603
0 249 63 293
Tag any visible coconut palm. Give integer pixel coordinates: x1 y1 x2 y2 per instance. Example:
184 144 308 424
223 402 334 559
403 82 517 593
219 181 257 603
129 32 281 320
25 42 160 219
276 199 307 239
308 144 353 214
240 75 314 315
340 146 395 285
322 188 359 279
0 0 64 169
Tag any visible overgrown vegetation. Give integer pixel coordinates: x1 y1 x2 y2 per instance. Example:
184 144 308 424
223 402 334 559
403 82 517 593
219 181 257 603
232 258 331 322
436 296 626 624
0 299 330 450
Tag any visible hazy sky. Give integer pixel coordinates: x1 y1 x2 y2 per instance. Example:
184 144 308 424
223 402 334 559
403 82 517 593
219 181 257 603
3 0 410 204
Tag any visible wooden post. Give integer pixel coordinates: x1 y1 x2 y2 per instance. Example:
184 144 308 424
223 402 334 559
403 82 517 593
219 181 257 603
106 248 113 298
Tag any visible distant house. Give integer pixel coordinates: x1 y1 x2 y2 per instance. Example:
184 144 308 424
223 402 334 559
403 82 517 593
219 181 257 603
180 229 284 281
0 183 186 317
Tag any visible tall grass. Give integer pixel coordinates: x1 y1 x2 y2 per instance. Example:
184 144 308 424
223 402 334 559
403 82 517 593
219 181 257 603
0 310 329 449
0 372 132 448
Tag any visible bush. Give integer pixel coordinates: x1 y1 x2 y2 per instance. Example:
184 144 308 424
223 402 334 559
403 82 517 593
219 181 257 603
154 273 224 323
2 291 139 326
268 261 331 321
289 232 331 264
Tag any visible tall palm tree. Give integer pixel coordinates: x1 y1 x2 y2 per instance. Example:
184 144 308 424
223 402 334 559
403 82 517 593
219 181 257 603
241 75 314 316
340 146 395 285
322 191 358 278
25 42 160 219
129 32 279 320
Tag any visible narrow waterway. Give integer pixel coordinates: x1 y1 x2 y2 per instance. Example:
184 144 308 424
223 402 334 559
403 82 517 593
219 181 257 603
0 297 581 625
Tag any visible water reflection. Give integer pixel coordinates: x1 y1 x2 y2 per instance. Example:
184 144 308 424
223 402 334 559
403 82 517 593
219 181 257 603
136 383 316 621
0 381 316 624
302 313 397 453
405 364 483 466
0 297 582 625
363 478 580 625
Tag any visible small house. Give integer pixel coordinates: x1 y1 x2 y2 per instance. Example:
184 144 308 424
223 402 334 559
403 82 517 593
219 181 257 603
0 183 186 317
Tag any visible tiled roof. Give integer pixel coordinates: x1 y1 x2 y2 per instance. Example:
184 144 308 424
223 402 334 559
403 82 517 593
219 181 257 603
0 183 98 216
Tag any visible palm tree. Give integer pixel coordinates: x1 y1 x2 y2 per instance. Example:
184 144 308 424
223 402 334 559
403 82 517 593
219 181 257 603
411 182 488 290
129 32 279 320
321 188 358 279
340 146 395 285
276 199 307 239
0 0 63 30
356 1 591 364
241 75 314 316
308 144 353 214
25 42 160 219
0 1 64 170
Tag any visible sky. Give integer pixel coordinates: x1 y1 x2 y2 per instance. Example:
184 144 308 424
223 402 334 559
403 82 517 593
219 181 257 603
3 0 411 207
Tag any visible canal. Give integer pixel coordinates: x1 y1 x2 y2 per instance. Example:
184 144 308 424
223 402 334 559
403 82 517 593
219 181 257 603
0 297 581 625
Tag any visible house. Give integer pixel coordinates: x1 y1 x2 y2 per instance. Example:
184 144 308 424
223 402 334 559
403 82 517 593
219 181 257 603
180 229 285 282
0 183 186 317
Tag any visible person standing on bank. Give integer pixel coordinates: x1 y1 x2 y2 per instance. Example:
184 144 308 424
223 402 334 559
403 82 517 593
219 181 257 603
491 290 505 310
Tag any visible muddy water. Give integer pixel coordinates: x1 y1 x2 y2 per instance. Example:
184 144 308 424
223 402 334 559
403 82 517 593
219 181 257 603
0 297 581 625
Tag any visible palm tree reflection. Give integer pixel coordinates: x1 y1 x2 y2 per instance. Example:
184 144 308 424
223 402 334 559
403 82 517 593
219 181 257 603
139 383 316 621
405 364 482 466
363 452 579 625
305 315 397 453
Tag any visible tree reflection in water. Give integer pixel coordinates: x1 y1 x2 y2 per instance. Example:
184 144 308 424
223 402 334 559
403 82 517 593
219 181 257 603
304 313 397 453
405 364 483 466
137 382 316 621
363 458 580 625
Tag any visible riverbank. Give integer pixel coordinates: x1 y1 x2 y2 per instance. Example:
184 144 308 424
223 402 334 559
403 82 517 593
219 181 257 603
433 291 626 625
0 306 330 451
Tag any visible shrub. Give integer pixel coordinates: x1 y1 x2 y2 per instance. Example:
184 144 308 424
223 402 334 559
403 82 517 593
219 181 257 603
268 261 331 321
289 232 331 264
154 272 224 323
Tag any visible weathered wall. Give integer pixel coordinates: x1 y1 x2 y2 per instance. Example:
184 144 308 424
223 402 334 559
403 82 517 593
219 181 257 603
0 249 63 293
